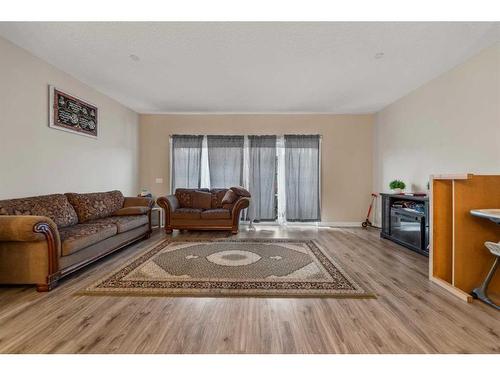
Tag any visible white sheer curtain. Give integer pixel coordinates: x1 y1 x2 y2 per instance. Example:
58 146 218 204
170 134 321 223
207 135 245 188
284 135 321 221
247 135 277 222
200 136 211 189
171 135 204 191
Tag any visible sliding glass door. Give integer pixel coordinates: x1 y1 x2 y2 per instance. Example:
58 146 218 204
170 134 320 223
207 135 244 188
171 135 203 190
284 135 321 222
247 135 277 222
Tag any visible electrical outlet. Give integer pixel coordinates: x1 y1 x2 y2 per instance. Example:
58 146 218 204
155 177 164 184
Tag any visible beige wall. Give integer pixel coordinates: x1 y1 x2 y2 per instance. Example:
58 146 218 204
140 114 374 223
0 37 140 199
373 42 500 224
6 30 495 225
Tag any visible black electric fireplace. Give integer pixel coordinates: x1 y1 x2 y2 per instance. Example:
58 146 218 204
380 193 429 256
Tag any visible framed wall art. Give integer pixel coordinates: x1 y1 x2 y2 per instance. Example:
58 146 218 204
49 85 98 138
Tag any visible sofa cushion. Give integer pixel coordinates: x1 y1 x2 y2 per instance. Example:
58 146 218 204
113 206 149 216
221 189 238 205
59 223 117 256
87 215 149 233
175 189 195 208
172 208 202 220
0 194 78 228
230 186 251 197
113 215 148 233
210 189 229 208
200 208 231 220
192 191 212 209
66 190 124 223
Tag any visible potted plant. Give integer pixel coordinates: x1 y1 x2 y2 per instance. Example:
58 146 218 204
389 180 406 194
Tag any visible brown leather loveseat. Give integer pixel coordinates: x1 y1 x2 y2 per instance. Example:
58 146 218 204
157 187 250 234
0 190 153 291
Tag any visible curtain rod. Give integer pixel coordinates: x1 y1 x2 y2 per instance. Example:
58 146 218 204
168 134 323 138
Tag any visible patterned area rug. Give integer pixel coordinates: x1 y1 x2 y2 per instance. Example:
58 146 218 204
80 239 374 298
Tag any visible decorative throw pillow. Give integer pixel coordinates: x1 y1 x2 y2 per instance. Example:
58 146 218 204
175 189 194 208
192 191 212 209
221 189 238 205
66 190 124 223
230 186 251 197
210 189 228 208
0 194 78 228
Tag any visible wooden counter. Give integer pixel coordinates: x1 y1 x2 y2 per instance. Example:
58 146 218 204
430 174 500 302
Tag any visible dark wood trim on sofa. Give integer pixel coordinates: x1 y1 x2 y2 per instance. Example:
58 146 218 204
59 231 150 278
231 198 250 234
33 222 61 292
156 196 174 234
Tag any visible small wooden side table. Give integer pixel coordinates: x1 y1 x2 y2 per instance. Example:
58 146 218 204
151 207 164 229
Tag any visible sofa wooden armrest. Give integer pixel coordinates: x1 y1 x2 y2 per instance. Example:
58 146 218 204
231 197 250 233
0 215 61 291
156 195 179 233
157 195 179 212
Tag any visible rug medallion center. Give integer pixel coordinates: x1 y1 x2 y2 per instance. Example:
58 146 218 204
206 250 262 266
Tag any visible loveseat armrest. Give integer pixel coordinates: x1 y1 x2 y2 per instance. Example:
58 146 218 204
123 196 154 209
231 197 250 234
156 195 179 234
157 195 179 212
0 215 59 243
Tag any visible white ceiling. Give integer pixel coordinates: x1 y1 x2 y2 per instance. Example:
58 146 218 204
0 22 498 114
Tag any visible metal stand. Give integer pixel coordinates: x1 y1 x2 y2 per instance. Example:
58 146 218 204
471 241 500 310
248 220 256 231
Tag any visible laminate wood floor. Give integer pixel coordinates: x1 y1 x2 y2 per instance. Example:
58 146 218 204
0 227 498 354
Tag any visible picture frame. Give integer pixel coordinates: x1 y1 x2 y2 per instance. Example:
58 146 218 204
49 85 98 139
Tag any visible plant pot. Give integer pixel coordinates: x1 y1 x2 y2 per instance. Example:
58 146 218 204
392 188 403 194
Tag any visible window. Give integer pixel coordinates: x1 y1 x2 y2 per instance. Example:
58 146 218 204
247 135 277 222
284 135 321 221
170 134 321 223
207 135 244 188
171 135 203 190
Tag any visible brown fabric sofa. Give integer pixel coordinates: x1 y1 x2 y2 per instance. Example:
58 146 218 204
157 187 250 234
0 190 153 291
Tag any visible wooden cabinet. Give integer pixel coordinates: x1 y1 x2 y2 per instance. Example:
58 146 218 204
380 193 429 256
430 174 500 302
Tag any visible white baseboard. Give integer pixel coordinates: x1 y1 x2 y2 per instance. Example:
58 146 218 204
318 222 362 227
241 221 362 228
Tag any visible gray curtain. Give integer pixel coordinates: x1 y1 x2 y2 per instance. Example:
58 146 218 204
247 135 277 221
285 135 320 221
171 135 203 191
207 135 244 188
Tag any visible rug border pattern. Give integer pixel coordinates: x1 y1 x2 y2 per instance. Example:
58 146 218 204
79 238 375 298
